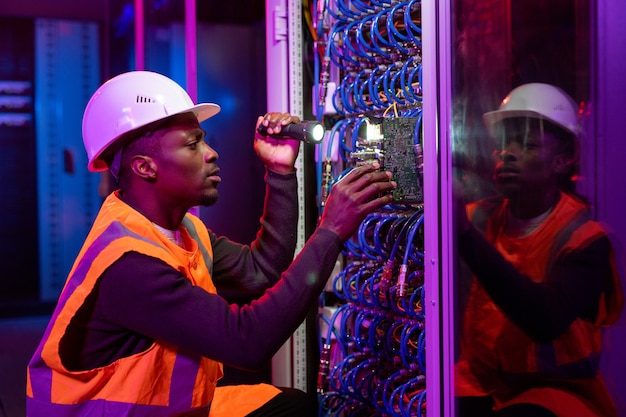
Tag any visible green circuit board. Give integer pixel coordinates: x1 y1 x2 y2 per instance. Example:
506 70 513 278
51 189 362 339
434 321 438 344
382 117 423 203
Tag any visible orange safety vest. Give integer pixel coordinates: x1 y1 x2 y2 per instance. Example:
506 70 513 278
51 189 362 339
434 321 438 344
26 192 278 416
456 192 623 417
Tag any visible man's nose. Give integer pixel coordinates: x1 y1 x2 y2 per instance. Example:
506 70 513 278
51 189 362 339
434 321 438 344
497 143 520 161
203 142 219 162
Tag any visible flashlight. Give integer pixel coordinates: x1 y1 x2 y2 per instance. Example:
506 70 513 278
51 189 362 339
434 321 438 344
257 121 325 144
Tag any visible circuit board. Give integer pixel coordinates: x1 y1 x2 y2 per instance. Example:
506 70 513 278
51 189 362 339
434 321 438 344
382 117 423 203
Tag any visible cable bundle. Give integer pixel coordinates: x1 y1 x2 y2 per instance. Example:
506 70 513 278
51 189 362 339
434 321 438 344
314 0 422 118
312 1 426 415
317 205 426 416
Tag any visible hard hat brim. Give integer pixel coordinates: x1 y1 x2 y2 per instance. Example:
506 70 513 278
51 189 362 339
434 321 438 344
88 102 220 172
483 109 542 129
483 109 577 138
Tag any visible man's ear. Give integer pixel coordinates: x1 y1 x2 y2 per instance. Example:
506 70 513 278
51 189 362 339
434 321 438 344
130 155 158 181
552 154 566 174
552 153 576 175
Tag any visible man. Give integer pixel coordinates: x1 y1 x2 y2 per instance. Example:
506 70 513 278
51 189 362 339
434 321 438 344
26 71 396 416
455 83 623 417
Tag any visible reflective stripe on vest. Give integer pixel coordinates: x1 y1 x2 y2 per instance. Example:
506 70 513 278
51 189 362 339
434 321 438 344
182 216 213 277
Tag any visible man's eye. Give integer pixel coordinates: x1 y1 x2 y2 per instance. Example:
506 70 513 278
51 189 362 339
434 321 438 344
524 141 539 150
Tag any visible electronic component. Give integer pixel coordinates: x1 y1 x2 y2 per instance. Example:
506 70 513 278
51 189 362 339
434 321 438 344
350 117 423 203
381 117 423 203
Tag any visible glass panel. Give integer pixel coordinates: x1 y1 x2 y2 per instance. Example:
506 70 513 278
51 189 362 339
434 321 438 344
450 1 625 416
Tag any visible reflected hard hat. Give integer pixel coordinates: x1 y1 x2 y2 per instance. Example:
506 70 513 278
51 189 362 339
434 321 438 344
82 70 221 172
483 83 580 138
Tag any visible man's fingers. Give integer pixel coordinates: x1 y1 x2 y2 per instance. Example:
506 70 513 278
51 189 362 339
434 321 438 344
337 165 395 199
338 163 391 189
360 192 395 214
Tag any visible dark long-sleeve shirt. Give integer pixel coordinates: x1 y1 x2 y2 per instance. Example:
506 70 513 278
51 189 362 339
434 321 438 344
63 170 344 372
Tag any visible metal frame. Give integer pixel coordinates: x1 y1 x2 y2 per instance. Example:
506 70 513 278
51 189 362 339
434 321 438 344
422 0 454 415
265 0 309 392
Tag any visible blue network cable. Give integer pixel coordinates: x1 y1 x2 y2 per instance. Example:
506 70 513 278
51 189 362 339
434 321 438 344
313 1 426 415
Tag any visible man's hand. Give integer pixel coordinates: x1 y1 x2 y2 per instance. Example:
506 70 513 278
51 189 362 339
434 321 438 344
254 112 301 174
318 162 396 241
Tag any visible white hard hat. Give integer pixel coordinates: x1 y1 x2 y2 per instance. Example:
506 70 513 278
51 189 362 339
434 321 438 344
483 83 580 138
82 70 221 172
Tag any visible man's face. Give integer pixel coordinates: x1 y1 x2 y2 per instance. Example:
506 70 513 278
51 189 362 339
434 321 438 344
151 113 221 208
491 118 561 200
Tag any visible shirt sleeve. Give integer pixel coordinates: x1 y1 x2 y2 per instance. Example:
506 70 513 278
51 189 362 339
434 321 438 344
458 226 612 343
93 227 343 371
209 169 298 299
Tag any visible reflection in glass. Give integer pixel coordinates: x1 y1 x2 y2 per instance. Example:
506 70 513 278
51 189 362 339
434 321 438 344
450 1 625 417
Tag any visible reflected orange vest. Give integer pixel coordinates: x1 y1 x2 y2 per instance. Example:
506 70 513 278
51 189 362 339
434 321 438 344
26 192 224 417
456 192 623 417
